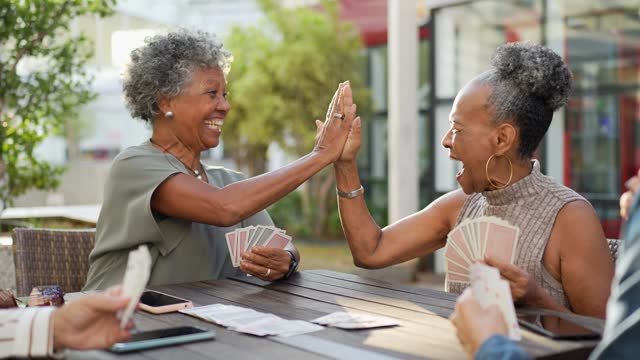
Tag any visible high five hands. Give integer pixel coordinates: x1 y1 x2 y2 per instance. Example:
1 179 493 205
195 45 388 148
314 81 361 163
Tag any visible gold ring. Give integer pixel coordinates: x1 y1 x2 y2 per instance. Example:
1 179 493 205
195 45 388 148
265 268 271 277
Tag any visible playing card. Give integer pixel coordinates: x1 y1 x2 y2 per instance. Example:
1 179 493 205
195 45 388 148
446 271 470 283
119 245 152 328
237 229 249 260
470 263 521 341
448 228 474 264
264 232 292 249
225 230 237 266
311 311 399 329
254 227 276 247
444 240 470 270
484 221 518 264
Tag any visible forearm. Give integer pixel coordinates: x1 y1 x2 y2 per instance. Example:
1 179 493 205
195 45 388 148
334 161 385 268
215 151 331 224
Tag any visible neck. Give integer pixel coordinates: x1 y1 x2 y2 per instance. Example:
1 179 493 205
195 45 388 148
486 156 532 191
150 128 201 173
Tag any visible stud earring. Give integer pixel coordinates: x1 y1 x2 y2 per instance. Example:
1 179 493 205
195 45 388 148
165 111 174 119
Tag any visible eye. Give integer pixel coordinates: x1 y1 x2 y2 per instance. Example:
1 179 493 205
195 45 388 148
451 128 461 135
207 90 229 99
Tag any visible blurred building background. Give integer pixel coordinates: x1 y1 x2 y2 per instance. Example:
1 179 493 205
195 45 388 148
14 0 640 258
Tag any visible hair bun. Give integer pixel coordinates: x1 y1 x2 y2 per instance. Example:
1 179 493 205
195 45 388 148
491 42 572 111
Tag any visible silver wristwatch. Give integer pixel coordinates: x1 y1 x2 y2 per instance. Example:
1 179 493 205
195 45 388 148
336 185 364 199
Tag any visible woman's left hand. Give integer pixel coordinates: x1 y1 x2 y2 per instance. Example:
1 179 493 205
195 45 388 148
484 256 541 305
240 247 291 281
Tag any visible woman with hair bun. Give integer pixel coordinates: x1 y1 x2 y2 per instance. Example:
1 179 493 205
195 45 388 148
335 42 613 317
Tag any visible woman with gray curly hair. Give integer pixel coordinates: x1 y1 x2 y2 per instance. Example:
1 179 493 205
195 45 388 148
334 42 613 318
84 29 359 289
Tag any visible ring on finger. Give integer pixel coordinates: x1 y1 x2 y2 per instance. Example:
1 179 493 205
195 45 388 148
333 113 345 120
264 268 271 277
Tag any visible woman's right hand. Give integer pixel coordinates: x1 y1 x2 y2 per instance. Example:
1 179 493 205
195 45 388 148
313 81 357 162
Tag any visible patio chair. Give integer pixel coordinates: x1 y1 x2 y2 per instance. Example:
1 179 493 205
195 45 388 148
608 238 621 265
12 228 96 297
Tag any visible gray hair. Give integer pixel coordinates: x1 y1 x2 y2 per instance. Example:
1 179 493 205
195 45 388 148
477 42 572 158
122 28 233 122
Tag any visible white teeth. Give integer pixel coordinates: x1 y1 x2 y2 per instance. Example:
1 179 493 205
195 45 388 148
204 119 223 131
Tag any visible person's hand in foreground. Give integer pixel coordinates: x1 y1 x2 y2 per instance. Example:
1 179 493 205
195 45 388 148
241 247 291 281
621 169 640 220
52 286 133 350
450 288 508 356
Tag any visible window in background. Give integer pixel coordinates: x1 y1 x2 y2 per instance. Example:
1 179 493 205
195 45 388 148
563 0 640 237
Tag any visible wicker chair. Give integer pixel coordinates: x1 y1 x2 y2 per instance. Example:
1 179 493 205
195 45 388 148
608 238 621 265
12 228 96 297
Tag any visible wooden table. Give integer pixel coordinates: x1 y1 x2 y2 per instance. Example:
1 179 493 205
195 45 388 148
67 270 603 360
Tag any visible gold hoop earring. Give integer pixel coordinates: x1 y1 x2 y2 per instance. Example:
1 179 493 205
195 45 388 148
485 154 513 190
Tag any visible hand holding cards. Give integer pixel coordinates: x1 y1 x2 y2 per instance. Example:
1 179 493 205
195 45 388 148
470 263 521 340
225 225 292 267
445 216 519 283
119 245 152 328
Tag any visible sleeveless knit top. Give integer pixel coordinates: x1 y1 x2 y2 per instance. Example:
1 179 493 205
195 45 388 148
446 160 586 309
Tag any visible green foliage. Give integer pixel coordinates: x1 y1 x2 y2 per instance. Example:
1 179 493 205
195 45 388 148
267 191 311 238
0 0 115 210
225 0 371 237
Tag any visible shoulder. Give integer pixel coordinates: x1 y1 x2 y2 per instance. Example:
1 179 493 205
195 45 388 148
552 199 604 247
110 144 175 173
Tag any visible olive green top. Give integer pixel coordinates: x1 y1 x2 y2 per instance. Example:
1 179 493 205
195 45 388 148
83 141 274 290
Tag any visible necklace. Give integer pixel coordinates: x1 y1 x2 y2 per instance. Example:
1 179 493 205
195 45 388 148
149 138 206 181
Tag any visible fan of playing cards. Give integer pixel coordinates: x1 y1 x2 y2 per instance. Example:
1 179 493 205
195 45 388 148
226 225 292 267
445 216 519 283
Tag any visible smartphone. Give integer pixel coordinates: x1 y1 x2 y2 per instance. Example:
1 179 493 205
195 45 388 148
110 326 214 353
139 290 193 314
517 314 601 340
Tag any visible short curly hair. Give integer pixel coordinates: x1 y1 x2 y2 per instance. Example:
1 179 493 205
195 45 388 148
478 42 572 158
122 28 233 122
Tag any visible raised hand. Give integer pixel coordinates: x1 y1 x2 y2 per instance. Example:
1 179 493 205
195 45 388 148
313 81 357 162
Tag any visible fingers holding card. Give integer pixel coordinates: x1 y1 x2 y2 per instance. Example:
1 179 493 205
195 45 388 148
225 225 292 269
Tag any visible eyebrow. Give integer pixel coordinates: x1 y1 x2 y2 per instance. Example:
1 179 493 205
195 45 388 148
199 79 222 89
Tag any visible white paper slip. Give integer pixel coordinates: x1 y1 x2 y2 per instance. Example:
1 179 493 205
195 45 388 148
181 303 325 337
311 312 400 329
119 245 152 329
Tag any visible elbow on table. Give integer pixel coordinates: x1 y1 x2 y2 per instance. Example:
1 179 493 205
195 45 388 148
352 255 382 270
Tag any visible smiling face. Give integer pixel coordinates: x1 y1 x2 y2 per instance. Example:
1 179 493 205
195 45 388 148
166 67 230 150
441 81 500 194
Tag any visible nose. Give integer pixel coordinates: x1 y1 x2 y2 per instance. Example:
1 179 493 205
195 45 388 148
441 129 452 149
218 96 231 113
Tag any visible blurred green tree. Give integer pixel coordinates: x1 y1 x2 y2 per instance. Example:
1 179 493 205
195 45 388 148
225 0 371 238
0 0 115 211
